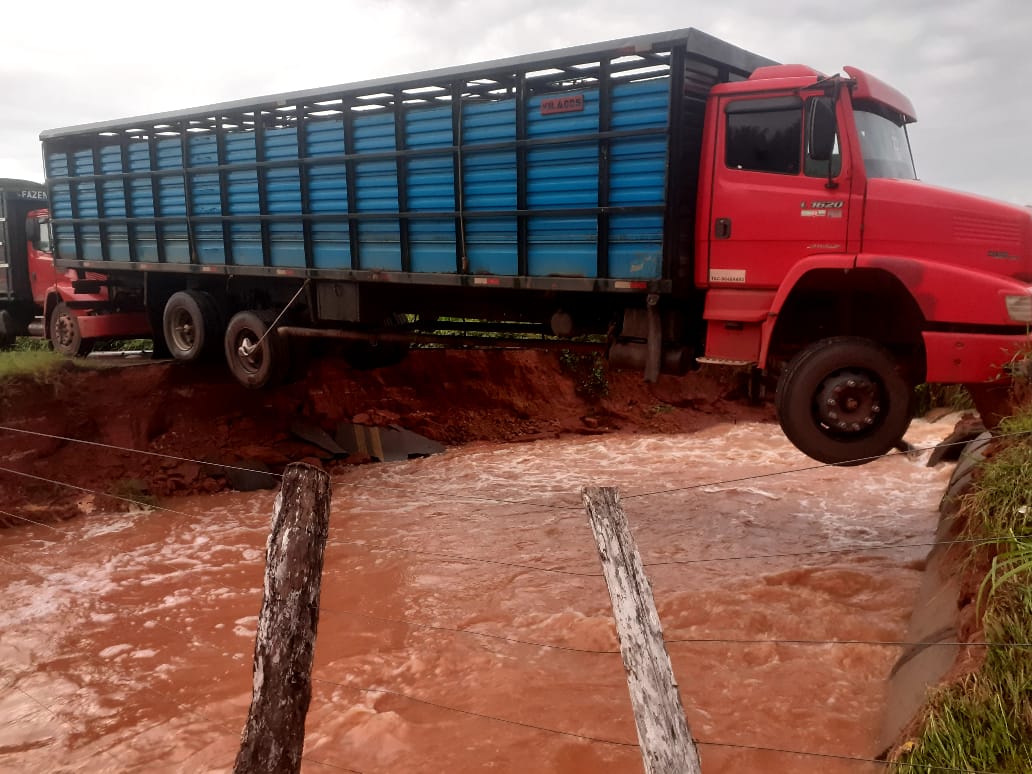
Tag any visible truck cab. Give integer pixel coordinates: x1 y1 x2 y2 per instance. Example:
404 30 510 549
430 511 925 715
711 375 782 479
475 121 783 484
0 181 49 347
697 64 1032 463
0 180 151 354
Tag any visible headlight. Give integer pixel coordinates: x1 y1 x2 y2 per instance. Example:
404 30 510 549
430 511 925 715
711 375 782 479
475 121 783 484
1005 294 1032 323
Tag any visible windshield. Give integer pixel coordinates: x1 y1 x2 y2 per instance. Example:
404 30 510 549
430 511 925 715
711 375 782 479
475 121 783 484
854 103 917 180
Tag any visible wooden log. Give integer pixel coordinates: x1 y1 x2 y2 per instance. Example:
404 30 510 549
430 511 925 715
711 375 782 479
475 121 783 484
582 485 702 774
234 463 332 774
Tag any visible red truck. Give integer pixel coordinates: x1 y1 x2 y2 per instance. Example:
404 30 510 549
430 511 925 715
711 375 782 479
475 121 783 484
37 29 1032 464
0 180 150 354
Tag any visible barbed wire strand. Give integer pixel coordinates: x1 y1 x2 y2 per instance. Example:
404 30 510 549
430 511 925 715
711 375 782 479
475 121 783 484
642 534 1019 568
0 465 195 517
321 604 1032 654
2 422 1021 518
622 428 1020 502
0 488 1021 588
314 676 1000 774
7 683 131 770
313 677 639 748
665 636 1032 648
329 539 603 578
319 606 620 654
0 423 570 511
694 739 999 774
0 424 281 479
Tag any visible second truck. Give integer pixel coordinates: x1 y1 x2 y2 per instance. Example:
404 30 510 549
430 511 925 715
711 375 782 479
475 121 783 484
36 28 1032 465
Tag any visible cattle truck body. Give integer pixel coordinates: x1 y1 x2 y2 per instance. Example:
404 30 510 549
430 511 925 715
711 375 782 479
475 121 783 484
39 29 772 369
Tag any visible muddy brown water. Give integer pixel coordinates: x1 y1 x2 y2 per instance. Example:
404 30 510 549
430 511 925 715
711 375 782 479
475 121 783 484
0 418 957 773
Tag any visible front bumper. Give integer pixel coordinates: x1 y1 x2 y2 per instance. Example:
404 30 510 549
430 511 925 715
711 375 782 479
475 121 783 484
923 330 1031 384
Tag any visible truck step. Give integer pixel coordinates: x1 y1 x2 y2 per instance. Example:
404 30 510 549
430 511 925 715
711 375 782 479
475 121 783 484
695 356 756 367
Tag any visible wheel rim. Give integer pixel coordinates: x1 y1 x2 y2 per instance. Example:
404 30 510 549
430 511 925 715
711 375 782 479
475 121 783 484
233 330 264 375
169 307 197 352
53 313 76 350
815 368 883 435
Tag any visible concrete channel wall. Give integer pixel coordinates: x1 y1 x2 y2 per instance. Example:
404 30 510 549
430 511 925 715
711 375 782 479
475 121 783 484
878 432 993 754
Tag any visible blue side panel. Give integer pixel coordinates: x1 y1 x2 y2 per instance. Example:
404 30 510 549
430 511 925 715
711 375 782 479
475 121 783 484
464 217 516 275
526 91 600 276
354 112 400 269
406 107 456 272
358 220 401 271
127 141 158 260
610 213 664 278
528 216 596 277
264 127 304 267
154 138 189 263
305 118 351 268
187 134 225 264
607 78 669 278
98 146 130 260
225 132 262 266
70 150 102 260
46 152 75 256
462 100 517 274
45 74 673 278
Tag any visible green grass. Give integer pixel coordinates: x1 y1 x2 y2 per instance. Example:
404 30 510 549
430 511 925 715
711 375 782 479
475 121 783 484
0 348 65 381
891 406 1032 772
558 350 609 399
913 383 975 416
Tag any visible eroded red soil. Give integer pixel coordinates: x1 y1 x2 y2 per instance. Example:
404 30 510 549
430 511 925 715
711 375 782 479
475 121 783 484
0 350 772 518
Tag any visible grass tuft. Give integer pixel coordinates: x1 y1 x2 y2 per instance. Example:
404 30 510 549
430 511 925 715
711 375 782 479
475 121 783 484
892 403 1032 773
0 348 64 381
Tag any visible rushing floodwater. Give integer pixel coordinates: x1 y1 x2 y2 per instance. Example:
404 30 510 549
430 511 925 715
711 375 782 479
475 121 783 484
0 418 958 773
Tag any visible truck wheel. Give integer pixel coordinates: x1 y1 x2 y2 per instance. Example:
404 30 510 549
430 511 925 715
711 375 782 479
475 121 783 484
224 311 287 389
0 310 15 350
163 290 222 361
49 303 94 357
775 337 912 466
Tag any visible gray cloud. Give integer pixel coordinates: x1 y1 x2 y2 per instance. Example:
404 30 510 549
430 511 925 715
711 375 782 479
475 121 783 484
0 0 1027 203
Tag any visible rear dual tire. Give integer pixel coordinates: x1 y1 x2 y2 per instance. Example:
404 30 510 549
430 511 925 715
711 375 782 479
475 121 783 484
224 311 288 390
163 290 223 362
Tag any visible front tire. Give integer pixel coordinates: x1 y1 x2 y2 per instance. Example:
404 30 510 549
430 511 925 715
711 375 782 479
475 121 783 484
224 311 287 389
775 337 912 466
49 303 93 357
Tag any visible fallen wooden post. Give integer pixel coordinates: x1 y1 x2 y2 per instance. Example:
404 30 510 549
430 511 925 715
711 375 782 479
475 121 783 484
234 462 332 774
582 485 702 774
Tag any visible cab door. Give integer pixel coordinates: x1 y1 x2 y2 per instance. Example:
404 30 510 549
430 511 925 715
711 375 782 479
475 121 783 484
705 94 853 289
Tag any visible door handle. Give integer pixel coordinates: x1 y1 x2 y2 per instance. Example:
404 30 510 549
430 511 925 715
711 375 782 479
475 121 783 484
714 218 732 239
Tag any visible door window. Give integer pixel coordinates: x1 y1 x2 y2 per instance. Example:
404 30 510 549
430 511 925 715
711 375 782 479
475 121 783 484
725 97 803 175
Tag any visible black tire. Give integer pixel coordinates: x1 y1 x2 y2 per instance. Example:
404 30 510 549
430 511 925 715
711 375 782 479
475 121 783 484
0 309 16 350
49 302 93 357
224 311 288 389
163 290 222 362
775 337 912 466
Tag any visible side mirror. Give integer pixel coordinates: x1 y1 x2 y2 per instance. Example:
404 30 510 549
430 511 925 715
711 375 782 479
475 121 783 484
26 216 40 244
809 99 836 162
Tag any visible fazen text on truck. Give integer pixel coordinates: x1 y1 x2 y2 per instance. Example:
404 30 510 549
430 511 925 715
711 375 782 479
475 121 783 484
16 28 1031 465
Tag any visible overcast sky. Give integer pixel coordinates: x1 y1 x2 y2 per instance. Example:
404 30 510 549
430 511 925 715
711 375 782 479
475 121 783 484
2 0 1028 204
